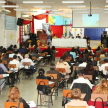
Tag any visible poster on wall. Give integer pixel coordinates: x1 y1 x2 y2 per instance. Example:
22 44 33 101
48 15 72 25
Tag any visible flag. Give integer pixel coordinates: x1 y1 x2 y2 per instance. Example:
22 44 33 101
65 21 67 37
70 21 72 29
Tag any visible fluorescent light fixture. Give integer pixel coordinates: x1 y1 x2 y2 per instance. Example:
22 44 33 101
106 0 108 3
0 1 6 3
23 11 37 13
68 5 86 8
23 1 43 3
104 8 108 10
2 5 19 8
104 11 108 13
34 6 51 8
72 8 88 10
14 9 29 11
62 1 84 3
42 9 58 11
75 11 88 13
105 5 108 7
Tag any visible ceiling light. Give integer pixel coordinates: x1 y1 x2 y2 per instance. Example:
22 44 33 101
106 0 108 3
75 11 88 13
42 9 58 11
23 1 43 3
62 1 84 3
14 9 29 11
23 11 37 13
34 6 51 8
2 5 19 8
105 5 108 7
104 8 108 10
72 9 88 10
68 5 86 8
0 1 6 3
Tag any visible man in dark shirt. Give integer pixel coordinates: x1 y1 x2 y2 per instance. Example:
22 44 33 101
76 34 81 39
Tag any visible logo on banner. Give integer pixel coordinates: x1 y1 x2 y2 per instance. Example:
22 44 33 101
10 34 13 40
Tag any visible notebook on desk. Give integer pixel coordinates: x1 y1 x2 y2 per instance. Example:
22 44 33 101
2 74 9 77
9 53 15 58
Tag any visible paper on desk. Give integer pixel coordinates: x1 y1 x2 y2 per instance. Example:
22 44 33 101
47 55 50 57
39 57 43 59
27 101 36 107
49 81 54 85
2 74 9 77
96 77 99 80
89 106 95 108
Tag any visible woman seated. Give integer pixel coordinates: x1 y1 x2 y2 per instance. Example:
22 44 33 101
6 86 30 108
100 50 105 58
65 88 89 108
83 62 97 80
88 79 108 108
36 68 51 103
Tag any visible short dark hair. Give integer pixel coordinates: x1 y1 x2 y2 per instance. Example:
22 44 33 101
77 70 84 76
67 50 70 54
13 55 17 59
38 68 45 76
0 60 2 63
50 63 56 70
60 56 65 61
83 57 87 62
104 59 108 63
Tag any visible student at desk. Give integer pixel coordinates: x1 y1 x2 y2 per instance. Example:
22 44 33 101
6 87 30 108
65 88 89 108
36 68 51 103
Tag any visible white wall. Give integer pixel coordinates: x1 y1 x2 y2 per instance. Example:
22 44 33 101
0 14 5 47
63 26 84 38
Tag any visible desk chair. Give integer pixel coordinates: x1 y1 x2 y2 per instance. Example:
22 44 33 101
36 79 53 108
101 60 105 64
7 51 12 54
89 56 93 59
8 64 19 86
56 68 68 89
91 94 108 108
46 74 58 97
84 75 92 81
9 57 13 61
22 62 33 79
4 102 23 108
94 57 100 62
96 52 101 56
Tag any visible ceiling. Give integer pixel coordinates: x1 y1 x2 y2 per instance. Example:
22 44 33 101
3 0 108 17
6 0 107 10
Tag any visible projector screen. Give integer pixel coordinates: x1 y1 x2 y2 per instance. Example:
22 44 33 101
73 10 108 28
82 14 99 27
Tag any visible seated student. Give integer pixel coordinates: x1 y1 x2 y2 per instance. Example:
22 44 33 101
70 47 76 59
51 46 56 61
56 58 71 79
99 59 108 78
100 50 105 58
18 45 24 54
65 88 89 108
67 50 73 62
47 63 60 87
2 53 10 68
36 68 51 103
70 70 92 90
83 62 97 80
31 49 39 58
88 79 108 108
21 54 35 73
75 46 81 55
78 58 87 67
6 86 30 108
76 34 81 39
13 45 17 51
17 51 23 60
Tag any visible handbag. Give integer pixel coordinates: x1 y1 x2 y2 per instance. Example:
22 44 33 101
39 81 51 95
10 101 20 108
62 92 72 106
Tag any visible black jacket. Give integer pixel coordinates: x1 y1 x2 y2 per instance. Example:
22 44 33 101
72 83 91 102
